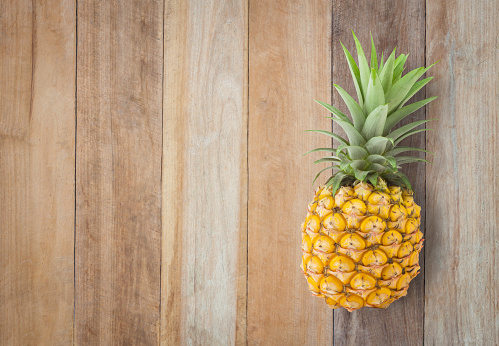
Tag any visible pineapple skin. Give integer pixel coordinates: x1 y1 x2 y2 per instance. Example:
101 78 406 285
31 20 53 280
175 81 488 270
301 182 423 312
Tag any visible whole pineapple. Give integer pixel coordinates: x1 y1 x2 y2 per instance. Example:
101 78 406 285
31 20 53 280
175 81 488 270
301 33 435 311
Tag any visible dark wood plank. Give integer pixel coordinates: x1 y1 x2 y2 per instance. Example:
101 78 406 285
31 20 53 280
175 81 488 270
0 0 75 344
332 1 426 345
75 0 163 344
248 1 334 344
425 0 498 343
161 0 248 344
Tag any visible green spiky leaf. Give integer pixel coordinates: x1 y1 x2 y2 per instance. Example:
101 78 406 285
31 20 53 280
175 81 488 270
304 130 349 146
367 172 379 186
350 160 368 170
392 53 408 83
315 100 352 124
385 67 423 113
398 77 434 108
312 165 336 185
367 162 390 174
354 168 370 181
303 147 338 156
334 84 365 129
362 104 388 139
364 136 394 155
366 154 387 165
344 146 369 160
387 119 434 143
364 69 385 115
379 48 396 92
370 33 378 71
330 172 348 194
384 97 437 134
395 171 412 190
394 128 433 146
330 117 366 146
352 31 371 99
385 146 434 156
314 157 341 164
341 42 364 108
395 156 432 165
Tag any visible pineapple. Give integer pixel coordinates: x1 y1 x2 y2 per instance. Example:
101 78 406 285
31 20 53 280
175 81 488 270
301 33 435 311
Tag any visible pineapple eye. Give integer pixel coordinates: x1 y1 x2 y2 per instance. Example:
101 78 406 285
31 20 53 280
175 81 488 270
340 233 366 250
360 215 385 233
320 276 344 294
362 249 388 266
397 241 414 258
353 182 373 201
301 234 312 252
318 196 335 209
388 186 401 194
307 276 322 293
329 255 355 272
404 218 419 234
325 297 341 309
382 230 402 246
340 294 364 311
368 192 391 206
313 235 335 253
341 199 367 216
381 263 402 280
305 215 321 233
389 204 408 221
396 273 411 290
334 186 354 208
306 256 325 274
350 273 376 290
408 251 420 266
366 288 392 306
322 213 346 232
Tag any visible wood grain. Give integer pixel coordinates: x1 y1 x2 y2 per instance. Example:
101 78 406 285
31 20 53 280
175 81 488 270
248 1 334 344
332 1 426 345
75 0 163 344
425 0 498 344
161 0 248 344
0 0 75 344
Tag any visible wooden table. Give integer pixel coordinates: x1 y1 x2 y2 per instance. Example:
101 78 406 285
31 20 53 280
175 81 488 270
1 0 497 344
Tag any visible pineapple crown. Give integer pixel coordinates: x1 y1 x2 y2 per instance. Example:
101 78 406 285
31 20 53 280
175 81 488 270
306 32 437 195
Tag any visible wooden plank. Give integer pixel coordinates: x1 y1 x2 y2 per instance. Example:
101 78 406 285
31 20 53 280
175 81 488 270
425 0 498 344
75 0 163 344
161 0 248 344
248 1 334 344
0 0 75 344
332 1 426 345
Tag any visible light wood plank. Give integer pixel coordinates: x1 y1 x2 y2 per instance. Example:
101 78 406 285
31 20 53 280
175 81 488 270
425 0 498 343
332 1 426 345
0 0 75 344
75 0 163 344
248 1 334 344
161 0 248 344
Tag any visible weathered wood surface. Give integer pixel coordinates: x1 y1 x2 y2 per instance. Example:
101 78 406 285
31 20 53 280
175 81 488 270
75 0 163 344
161 0 248 344
1 0 498 345
248 0 334 344
331 1 426 345
0 0 75 344
425 0 499 344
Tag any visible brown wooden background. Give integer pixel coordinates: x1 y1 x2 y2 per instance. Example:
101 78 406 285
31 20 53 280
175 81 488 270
1 0 497 345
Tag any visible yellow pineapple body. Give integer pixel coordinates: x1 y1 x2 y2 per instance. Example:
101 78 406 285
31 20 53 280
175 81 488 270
301 182 423 312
